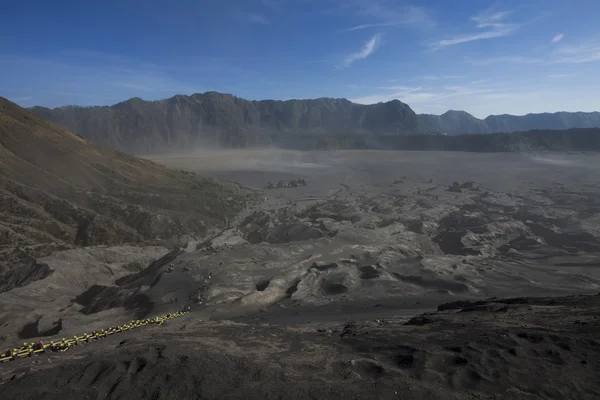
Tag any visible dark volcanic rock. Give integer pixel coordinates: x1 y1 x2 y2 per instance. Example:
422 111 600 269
0 260 53 293
18 317 63 339
404 314 434 326
438 300 479 311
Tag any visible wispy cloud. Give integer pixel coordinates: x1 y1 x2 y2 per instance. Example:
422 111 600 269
7 96 33 102
548 73 577 79
341 34 381 67
346 81 575 118
350 82 507 105
346 22 400 32
470 38 600 66
374 85 423 92
118 82 154 92
432 7 518 49
342 2 435 32
247 12 268 24
437 29 515 47
471 10 512 29
552 42 600 63
552 33 564 43
417 75 467 81
350 85 429 104
467 55 542 66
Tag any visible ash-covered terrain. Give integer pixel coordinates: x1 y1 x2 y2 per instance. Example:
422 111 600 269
2 149 600 399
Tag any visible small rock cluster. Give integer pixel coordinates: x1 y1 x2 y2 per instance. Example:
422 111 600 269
265 179 307 189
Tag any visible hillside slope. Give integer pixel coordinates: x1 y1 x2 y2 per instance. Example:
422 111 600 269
30 92 600 154
0 97 248 276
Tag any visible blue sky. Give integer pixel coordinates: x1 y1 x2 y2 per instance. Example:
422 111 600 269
2 0 600 118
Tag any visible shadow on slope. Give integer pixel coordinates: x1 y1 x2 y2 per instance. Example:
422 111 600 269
72 250 182 318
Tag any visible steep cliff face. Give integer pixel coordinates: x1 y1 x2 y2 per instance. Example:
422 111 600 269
30 92 600 154
31 93 419 153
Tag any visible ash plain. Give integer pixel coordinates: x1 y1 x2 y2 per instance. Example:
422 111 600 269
1 149 600 400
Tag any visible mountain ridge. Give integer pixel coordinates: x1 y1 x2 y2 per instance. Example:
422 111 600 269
38 96 597 118
28 92 600 154
34 93 600 121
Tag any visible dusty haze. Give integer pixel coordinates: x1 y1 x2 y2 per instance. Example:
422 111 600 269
146 148 600 193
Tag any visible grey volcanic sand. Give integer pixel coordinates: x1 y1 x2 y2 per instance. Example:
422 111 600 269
145 149 600 309
147 149 600 192
2 149 600 399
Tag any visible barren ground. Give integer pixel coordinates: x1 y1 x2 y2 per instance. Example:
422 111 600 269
1 149 600 400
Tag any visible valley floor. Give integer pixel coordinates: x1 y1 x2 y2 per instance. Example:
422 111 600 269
2 149 600 399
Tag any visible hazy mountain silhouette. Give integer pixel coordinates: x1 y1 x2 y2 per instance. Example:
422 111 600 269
29 92 600 153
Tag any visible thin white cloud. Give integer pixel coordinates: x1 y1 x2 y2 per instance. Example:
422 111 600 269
470 40 600 66
349 83 509 107
346 22 398 32
375 85 422 92
341 34 381 67
467 55 542 66
118 83 154 92
8 96 33 102
552 33 564 43
391 76 466 84
348 77 600 118
418 75 467 81
471 11 512 28
343 2 435 31
466 89 600 118
351 87 435 105
432 8 518 48
247 12 268 24
548 73 577 79
552 42 600 63
438 30 516 46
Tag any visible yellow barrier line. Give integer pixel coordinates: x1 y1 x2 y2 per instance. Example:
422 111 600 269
0 311 190 363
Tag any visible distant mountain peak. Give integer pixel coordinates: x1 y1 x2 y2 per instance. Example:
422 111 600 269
442 110 471 116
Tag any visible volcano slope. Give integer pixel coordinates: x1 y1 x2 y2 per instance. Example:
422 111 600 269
0 97 249 288
1 148 600 399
